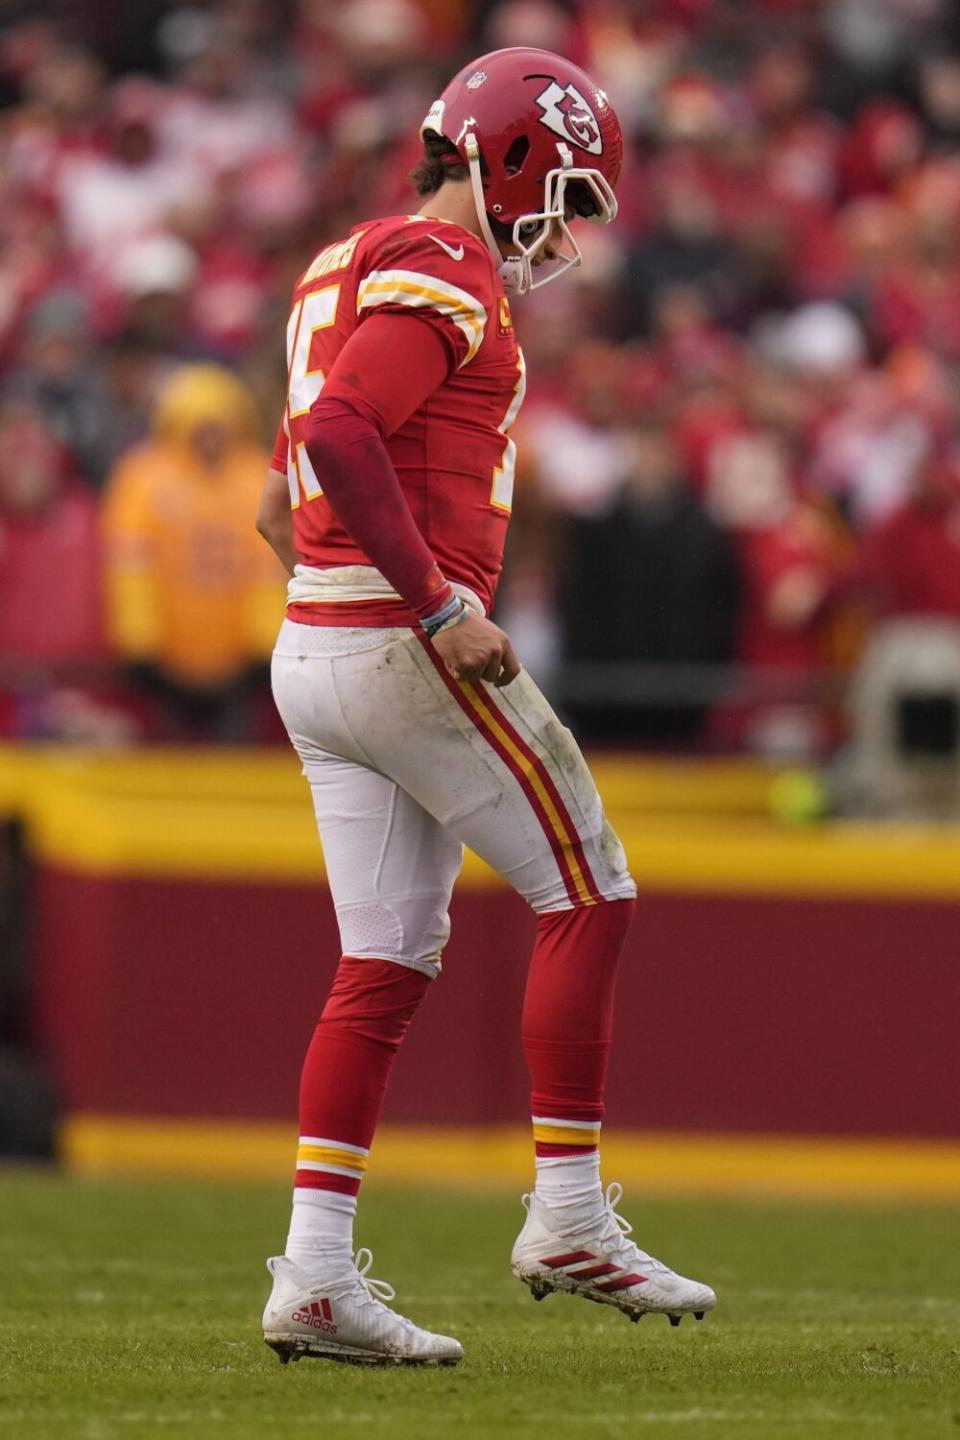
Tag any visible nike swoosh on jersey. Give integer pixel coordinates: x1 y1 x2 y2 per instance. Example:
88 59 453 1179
428 235 465 262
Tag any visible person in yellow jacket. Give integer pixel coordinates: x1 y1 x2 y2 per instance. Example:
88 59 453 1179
102 364 286 736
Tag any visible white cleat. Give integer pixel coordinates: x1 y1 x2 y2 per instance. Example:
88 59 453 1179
511 1182 717 1327
262 1249 464 1367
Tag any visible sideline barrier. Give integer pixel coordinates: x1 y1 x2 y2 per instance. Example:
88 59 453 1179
62 1116 960 1201
3 746 958 1178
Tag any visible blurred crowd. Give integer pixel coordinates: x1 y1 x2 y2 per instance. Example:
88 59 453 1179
3 0 960 755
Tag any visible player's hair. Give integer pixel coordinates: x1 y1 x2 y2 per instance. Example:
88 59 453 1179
411 131 470 194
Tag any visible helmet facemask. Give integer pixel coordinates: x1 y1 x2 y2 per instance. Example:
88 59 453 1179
462 132 618 296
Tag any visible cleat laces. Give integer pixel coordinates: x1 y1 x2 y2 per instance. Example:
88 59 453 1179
348 1249 393 1307
341 1249 418 1336
579 1182 672 1277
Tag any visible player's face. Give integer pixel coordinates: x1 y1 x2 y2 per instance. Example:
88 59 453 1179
536 218 565 264
497 215 569 265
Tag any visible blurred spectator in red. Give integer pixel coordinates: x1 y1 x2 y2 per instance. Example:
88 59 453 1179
481 0 588 60
696 303 859 522
176 160 307 364
55 77 205 312
0 396 103 662
749 45 839 214
0 395 115 739
731 486 853 677
860 447 960 619
834 193 909 321
101 364 285 740
871 160 960 360
806 367 933 527
715 477 855 756
806 341 955 526
155 17 294 180
523 341 635 516
0 183 66 369
704 340 859 754
837 100 924 201
2 40 105 207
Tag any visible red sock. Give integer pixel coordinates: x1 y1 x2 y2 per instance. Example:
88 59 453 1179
295 956 430 1193
522 900 635 1156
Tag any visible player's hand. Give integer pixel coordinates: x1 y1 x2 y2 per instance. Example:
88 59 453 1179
430 613 521 687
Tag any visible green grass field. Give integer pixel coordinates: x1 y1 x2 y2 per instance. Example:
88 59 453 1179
0 1172 957 1439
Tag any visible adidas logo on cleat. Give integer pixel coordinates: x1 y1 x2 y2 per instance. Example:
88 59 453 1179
291 1299 338 1334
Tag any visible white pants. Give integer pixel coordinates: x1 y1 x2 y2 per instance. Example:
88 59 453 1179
271 620 636 979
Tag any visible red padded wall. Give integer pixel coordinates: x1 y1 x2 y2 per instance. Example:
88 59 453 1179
29 865 960 1136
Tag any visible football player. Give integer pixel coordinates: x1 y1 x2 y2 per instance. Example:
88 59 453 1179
256 47 716 1367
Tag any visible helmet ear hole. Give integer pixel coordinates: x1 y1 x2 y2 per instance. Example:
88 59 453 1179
503 135 530 176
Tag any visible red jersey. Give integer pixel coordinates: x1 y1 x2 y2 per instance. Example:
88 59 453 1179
861 502 960 620
272 214 526 625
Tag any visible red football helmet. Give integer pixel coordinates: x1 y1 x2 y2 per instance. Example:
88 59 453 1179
420 48 622 294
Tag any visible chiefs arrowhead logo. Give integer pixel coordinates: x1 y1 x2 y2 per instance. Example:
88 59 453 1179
535 81 602 156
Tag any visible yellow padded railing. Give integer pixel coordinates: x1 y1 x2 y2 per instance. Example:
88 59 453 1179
3 744 960 896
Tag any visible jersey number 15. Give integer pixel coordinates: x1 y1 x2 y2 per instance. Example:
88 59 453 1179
283 285 525 515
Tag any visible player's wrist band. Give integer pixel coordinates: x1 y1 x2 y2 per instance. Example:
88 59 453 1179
422 595 468 638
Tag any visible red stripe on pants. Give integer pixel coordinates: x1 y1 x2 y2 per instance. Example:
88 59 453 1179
416 635 601 907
